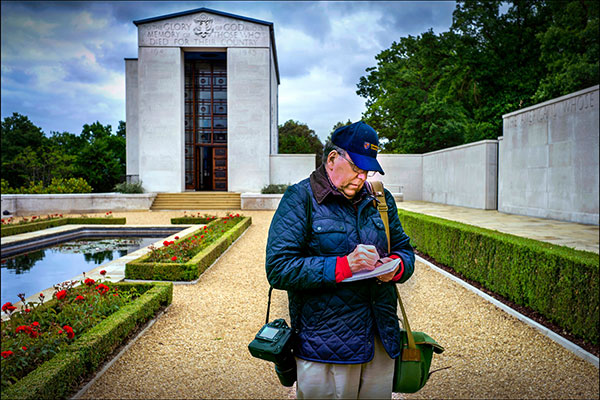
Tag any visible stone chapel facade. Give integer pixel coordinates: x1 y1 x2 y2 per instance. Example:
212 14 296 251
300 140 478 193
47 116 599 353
125 7 280 193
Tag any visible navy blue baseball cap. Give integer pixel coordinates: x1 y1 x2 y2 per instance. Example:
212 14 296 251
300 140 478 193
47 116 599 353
331 121 385 175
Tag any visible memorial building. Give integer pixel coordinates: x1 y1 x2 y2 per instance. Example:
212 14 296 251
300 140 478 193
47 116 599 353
125 8 280 193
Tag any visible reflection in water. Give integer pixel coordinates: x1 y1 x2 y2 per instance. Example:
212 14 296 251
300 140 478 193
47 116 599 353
1 236 162 305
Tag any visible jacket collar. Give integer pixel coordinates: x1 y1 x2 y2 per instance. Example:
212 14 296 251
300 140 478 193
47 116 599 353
309 164 373 205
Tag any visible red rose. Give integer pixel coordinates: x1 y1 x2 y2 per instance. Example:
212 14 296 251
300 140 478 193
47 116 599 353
224 221 228 224
56 290 67 300
63 325 75 339
171 256 177 261
75 295 85 301
100 270 106 275
84 278 95 286
200 235 204 239
21 346 27 351
236 214 240 217
16 325 30 334
24 308 31 313
96 284 109 295
163 240 170 246
2 302 17 313
175 236 179 240
1 350 13 358
31 321 40 328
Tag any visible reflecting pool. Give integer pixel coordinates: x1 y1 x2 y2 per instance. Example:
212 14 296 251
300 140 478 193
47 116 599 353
1 237 162 305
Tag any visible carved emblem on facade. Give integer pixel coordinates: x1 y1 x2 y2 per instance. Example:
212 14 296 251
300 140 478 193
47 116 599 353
193 13 214 38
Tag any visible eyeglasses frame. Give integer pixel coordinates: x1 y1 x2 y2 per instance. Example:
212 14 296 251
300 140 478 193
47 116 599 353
333 148 377 178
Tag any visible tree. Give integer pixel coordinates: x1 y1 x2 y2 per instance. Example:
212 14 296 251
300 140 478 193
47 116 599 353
1 113 48 187
76 122 126 192
356 0 599 153
278 120 324 167
533 0 599 102
325 119 353 144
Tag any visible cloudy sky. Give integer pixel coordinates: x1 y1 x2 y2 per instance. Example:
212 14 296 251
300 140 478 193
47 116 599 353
1 1 455 141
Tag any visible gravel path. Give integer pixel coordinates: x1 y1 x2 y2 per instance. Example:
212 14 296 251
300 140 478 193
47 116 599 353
78 210 599 399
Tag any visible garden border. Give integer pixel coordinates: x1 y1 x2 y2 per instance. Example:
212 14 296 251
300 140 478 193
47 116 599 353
2 281 173 400
397 208 599 345
1 218 126 237
125 217 252 281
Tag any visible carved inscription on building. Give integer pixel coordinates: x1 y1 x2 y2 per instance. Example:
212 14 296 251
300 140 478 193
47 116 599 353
505 89 598 129
139 13 269 47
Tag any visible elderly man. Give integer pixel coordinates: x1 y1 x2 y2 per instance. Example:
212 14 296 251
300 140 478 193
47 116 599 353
265 121 415 399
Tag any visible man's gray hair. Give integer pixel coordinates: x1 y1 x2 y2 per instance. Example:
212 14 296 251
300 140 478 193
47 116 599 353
322 140 346 164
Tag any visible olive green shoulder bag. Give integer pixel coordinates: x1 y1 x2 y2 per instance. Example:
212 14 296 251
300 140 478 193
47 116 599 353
371 181 447 393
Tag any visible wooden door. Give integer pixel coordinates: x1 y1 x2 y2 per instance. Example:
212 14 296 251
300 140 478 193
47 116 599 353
212 147 227 191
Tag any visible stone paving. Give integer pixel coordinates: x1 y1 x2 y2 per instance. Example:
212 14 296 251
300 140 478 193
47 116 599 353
2 205 599 398
397 201 599 254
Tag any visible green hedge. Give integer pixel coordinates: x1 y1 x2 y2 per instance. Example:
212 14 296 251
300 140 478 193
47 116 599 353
170 217 214 224
1 218 126 237
2 282 173 400
397 209 600 345
126 217 252 281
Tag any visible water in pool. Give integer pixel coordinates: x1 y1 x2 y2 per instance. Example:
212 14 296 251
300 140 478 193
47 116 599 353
1 237 162 305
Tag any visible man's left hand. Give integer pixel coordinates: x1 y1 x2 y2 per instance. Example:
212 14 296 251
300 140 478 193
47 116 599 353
375 257 399 282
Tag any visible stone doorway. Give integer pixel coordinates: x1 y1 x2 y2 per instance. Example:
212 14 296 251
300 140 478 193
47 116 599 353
184 52 227 191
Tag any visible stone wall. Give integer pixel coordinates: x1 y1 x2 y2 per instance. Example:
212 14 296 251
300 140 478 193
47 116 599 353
500 85 599 224
1 194 157 217
422 140 498 209
269 154 315 187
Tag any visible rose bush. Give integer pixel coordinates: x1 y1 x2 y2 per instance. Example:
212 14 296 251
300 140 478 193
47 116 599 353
147 213 243 264
0 276 147 389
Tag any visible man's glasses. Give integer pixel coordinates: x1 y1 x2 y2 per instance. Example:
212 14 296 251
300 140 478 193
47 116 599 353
336 151 377 178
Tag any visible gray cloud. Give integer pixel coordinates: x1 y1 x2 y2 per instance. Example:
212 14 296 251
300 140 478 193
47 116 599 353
1 1 455 137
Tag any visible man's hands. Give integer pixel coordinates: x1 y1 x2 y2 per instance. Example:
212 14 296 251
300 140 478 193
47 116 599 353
347 244 380 274
375 256 399 282
347 246 400 282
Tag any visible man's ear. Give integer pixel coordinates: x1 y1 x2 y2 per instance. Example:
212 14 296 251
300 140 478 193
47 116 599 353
326 150 337 169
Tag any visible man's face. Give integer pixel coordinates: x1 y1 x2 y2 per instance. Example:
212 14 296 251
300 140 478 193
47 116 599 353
326 150 369 199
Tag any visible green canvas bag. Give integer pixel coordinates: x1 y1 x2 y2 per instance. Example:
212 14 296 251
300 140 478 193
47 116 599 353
370 181 446 393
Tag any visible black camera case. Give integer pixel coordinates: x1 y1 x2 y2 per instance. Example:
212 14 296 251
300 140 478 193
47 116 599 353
248 318 293 363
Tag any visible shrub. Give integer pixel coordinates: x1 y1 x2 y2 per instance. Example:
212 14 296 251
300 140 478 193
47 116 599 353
1 178 92 194
0 278 148 389
113 181 144 194
1 281 172 399
1 217 126 237
126 215 251 281
171 212 218 225
397 209 600 345
261 184 289 194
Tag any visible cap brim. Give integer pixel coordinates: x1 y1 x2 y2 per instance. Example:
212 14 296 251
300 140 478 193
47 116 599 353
346 150 385 175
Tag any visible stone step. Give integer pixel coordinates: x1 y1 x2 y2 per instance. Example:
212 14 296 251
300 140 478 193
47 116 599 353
150 192 241 210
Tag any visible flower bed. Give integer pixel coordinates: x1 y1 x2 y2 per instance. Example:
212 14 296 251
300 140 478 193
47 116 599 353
1 279 173 399
170 212 219 225
1 216 126 237
126 215 251 281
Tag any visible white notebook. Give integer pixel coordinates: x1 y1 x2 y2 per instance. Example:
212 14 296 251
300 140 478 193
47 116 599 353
342 258 401 282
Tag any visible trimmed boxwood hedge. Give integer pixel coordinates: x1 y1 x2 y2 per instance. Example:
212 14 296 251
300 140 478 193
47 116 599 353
1 218 126 237
170 217 215 224
397 209 600 345
2 281 173 400
126 217 252 281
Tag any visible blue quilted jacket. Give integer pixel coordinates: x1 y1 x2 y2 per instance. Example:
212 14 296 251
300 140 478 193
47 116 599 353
265 166 415 364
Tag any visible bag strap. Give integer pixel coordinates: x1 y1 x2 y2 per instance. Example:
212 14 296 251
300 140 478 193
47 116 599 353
371 181 420 362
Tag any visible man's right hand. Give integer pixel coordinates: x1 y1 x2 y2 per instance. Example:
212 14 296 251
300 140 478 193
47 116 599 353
347 244 380 274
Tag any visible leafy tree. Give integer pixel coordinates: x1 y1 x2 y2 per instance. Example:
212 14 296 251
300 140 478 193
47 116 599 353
1 113 48 187
325 119 353 144
357 0 599 153
75 122 125 192
278 120 323 167
533 0 599 102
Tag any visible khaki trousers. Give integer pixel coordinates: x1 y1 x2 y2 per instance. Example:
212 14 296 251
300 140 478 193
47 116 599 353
296 336 394 399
